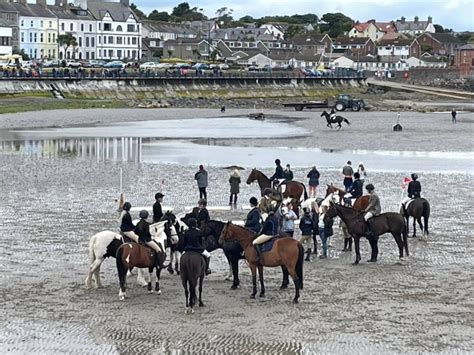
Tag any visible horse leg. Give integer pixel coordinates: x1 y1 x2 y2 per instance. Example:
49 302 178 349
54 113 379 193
353 237 361 264
258 265 265 297
147 267 154 293
367 238 378 262
417 217 424 237
183 279 189 313
198 274 205 307
250 263 257 299
280 266 289 289
225 262 233 281
189 280 197 313
93 264 102 288
155 267 162 294
175 252 181 275
137 268 148 287
230 257 240 290
86 257 103 289
168 251 175 274
412 217 417 238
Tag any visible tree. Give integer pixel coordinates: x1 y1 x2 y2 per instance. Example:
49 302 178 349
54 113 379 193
130 3 146 19
171 2 206 21
58 33 78 59
434 24 453 33
284 24 304 39
320 12 354 38
215 7 234 27
13 48 29 60
148 10 170 22
456 31 474 43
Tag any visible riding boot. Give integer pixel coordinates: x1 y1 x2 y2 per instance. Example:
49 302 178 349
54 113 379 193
305 248 311 261
205 256 211 275
233 195 237 205
312 234 318 254
348 238 352 251
254 244 262 263
366 219 375 241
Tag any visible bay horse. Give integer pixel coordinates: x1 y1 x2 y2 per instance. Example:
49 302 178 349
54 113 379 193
201 220 291 290
325 184 369 210
324 202 408 264
219 222 304 304
400 198 430 240
85 214 177 289
180 251 206 314
320 110 351 129
246 168 308 201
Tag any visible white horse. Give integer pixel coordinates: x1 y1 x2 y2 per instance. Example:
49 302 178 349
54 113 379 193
85 220 177 289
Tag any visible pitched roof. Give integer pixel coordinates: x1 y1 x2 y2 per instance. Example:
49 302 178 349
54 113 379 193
353 21 396 33
377 38 414 47
395 19 430 32
142 20 197 36
334 36 371 45
0 2 18 14
338 55 377 62
48 5 94 20
429 33 463 44
459 44 474 50
87 0 137 22
9 2 56 18
292 33 329 46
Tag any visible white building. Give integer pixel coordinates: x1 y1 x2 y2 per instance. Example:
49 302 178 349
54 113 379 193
0 21 13 56
86 0 141 60
394 16 435 37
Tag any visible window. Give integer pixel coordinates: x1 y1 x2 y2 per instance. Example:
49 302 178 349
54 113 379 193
79 37 82 47
98 23 101 31
34 33 37 42
52 33 56 42
40 20 43 28
127 24 134 32
30 20 33 27
132 37 137 45
81 24 84 32
91 52 95 59
132 50 136 58
104 23 111 31
49 21 52 28
40 33 43 42
86 52 89 59
150 40 156 47
61 23 65 31
70 23 73 31
116 25 122 32
21 32 24 42
91 37 95 47
21 20 24 27
86 37 89 47
89 24 92 32
48 33 51 43
108 36 113 44
108 49 113 57
103 36 106 44
48 49 51 58
127 37 130 45
117 50 122 58
98 36 101 44
186 45 192 51
116 37 122 45
52 49 55 58
168 45 175 51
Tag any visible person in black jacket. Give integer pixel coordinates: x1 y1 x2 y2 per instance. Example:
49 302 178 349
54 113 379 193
299 207 314 261
344 172 364 206
196 199 210 229
182 218 211 275
153 192 164 223
119 202 139 243
245 197 261 233
270 159 285 187
134 210 164 265
252 211 278 262
408 174 421 199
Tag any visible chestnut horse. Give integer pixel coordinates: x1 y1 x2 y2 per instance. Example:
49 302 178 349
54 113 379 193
324 202 408 264
246 168 308 201
219 222 304 304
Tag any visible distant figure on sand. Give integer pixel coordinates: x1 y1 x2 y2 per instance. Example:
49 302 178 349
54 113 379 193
195 165 208 200
451 109 457 124
229 169 241 206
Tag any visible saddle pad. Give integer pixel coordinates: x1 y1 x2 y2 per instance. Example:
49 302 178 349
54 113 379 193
261 238 276 253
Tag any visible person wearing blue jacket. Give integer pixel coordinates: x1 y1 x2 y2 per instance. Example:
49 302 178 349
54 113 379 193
245 197 261 233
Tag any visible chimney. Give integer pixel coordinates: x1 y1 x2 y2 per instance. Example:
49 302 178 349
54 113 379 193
400 16 405 24
36 0 47 6
120 0 130 7
368 19 376 24
414 16 419 23
428 16 432 24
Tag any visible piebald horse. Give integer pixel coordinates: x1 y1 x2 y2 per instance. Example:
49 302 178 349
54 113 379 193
219 222 304 304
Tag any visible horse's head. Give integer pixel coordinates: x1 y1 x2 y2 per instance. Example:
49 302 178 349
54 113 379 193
162 210 176 224
321 111 326 117
323 202 337 223
325 184 334 197
246 168 257 184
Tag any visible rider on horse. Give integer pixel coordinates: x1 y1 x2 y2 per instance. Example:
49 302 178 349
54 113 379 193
344 172 364 206
182 217 211 275
364 184 381 240
119 202 139 243
134 210 165 264
153 192 164 223
270 159 285 188
245 197 262 234
252 211 279 263
402 173 421 208
196 198 210 229
259 188 280 214
283 164 294 181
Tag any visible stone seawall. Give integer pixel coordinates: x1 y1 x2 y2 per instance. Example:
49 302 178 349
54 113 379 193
0 77 366 101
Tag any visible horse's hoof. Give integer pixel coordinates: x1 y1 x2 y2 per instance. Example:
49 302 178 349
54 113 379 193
367 259 377 263
250 294 256 299
148 290 153 294
280 284 288 290
259 293 265 298
199 302 205 307
230 284 239 290
156 290 162 295
293 299 299 304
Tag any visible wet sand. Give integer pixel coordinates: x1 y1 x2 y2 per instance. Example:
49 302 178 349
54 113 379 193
0 109 473 353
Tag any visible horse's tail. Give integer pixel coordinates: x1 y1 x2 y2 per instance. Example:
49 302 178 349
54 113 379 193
302 183 308 200
116 245 128 287
423 200 430 235
296 243 304 290
402 218 409 257
344 118 351 125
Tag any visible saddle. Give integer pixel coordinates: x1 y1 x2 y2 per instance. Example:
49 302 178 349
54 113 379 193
120 232 134 243
261 237 276 253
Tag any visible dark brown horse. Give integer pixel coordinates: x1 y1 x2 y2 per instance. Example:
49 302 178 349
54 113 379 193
219 222 304 304
400 198 430 240
320 110 351 129
116 243 168 300
324 203 408 264
325 184 369 210
180 251 206 314
247 168 308 201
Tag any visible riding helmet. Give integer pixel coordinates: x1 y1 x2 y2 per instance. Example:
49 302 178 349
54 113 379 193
123 202 132 211
366 184 375 191
139 210 149 219
249 197 258 206
354 172 360 179
303 207 310 214
263 188 272 196
155 192 164 199
411 173 418 180
188 217 197 228
198 198 207 206
275 159 281 165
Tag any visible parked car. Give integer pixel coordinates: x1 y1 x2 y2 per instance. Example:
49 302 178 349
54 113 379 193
42 60 60 68
79 60 92 68
218 63 229 70
103 60 125 69
64 60 81 68
156 63 172 69
262 64 272 72
89 60 106 68
140 62 160 70
247 65 260 72
192 63 209 70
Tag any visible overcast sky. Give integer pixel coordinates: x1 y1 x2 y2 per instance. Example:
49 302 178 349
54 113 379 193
134 0 473 32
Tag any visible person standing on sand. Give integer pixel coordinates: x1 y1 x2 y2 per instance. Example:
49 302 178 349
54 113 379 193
228 169 241 206
307 166 320 198
195 165 208 200
342 161 354 191
451 109 457 124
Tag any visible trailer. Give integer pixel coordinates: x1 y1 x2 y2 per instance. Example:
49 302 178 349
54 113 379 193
283 99 329 111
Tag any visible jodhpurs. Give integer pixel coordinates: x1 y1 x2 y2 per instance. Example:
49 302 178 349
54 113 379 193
253 234 273 245
123 231 139 243
364 212 374 221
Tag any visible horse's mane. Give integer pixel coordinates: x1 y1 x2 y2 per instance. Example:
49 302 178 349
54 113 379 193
253 169 269 180
227 222 255 235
